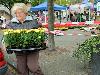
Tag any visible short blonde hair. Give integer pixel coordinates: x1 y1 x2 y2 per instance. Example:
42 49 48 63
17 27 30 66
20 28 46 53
11 3 28 16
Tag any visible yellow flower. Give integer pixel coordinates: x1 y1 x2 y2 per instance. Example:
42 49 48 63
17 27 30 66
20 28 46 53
4 32 9 35
25 29 33 33
40 29 45 32
37 28 45 32
13 30 21 33
7 29 13 32
34 29 40 32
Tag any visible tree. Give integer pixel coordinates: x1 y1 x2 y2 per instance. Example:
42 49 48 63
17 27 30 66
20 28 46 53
54 0 82 5
0 0 13 11
48 0 55 50
31 0 47 6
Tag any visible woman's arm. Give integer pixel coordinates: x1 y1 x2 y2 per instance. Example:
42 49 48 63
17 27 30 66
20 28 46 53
0 43 6 52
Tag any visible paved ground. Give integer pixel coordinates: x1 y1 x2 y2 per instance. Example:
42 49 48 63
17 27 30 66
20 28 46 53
39 29 91 75
0 29 92 75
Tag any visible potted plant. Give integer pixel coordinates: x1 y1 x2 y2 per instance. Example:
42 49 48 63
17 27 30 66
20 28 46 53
2 28 47 52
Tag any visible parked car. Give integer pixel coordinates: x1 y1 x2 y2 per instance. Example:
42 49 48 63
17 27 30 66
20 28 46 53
0 48 8 75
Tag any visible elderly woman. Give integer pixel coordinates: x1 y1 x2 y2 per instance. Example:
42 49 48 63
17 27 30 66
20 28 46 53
6 3 44 75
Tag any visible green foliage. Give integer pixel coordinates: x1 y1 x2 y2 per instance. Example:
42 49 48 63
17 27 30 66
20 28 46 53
0 0 29 10
30 0 82 6
0 0 82 9
73 36 100 62
0 0 13 10
68 26 86 29
31 0 46 6
54 0 82 6
3 29 47 49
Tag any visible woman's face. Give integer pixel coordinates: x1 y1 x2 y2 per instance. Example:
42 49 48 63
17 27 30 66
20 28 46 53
15 9 27 22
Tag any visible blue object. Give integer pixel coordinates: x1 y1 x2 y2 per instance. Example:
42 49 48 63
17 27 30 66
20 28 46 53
30 2 67 11
0 64 8 75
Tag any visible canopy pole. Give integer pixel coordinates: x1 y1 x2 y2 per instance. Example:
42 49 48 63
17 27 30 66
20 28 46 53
89 8 91 21
45 11 47 23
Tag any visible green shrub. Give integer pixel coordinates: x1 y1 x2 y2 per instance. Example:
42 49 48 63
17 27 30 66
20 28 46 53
73 36 100 62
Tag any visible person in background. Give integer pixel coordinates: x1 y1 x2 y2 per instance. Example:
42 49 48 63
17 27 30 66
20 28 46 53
84 10 89 21
91 11 96 21
6 3 44 75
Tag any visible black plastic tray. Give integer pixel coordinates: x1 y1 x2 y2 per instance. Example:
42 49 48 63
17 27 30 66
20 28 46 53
6 47 47 51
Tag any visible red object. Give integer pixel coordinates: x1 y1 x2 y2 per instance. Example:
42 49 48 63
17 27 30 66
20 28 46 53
0 61 6 67
65 22 72 27
94 21 100 25
0 52 4 61
0 51 6 67
55 23 65 27
42 23 48 28
54 23 60 27
78 22 85 26
42 21 100 28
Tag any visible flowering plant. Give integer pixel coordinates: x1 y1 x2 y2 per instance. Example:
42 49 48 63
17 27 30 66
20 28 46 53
3 28 47 49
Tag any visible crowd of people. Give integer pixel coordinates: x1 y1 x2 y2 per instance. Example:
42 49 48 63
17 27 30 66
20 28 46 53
68 10 96 22
30 9 96 23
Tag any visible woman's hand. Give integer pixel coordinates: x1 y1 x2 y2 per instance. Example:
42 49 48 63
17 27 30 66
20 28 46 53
0 43 6 52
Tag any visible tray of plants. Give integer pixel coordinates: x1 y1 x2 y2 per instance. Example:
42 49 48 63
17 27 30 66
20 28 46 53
2 28 47 52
